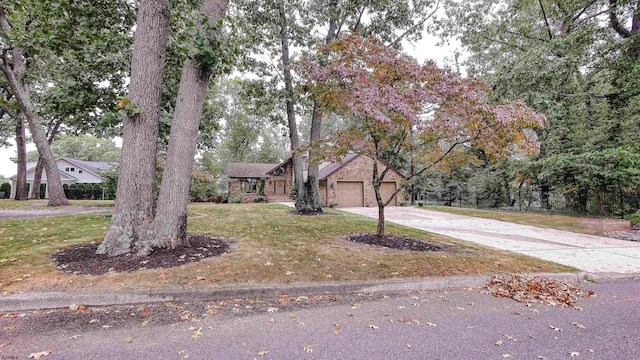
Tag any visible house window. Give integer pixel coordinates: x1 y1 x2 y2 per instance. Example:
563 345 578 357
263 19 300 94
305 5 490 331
274 165 286 177
78 170 83 174
70 167 75 172
242 179 257 193
65 167 70 171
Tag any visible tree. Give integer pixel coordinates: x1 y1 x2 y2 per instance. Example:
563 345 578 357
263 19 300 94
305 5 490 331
233 0 441 213
440 0 639 213
99 0 232 256
26 134 121 163
0 6 68 206
300 34 544 235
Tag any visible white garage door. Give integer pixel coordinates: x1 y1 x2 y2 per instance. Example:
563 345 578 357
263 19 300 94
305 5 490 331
336 181 364 207
380 182 398 206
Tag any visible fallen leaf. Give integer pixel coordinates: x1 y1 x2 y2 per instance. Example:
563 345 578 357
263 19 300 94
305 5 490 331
411 319 420 325
587 349 594 353
289 313 296 319
268 318 276 323
141 310 152 317
503 334 518 342
257 350 270 356
427 322 437 327
502 354 512 358
141 320 150 326
351 303 361 309
549 325 563 332
570 351 579 357
191 327 203 339
88 318 100 324
368 324 379 330
267 307 279 313
207 309 220 315
70 335 80 340
529 334 536 339
537 357 550 360
159 273 167 280
333 327 341 335
196 276 206 281
124 337 133 343
494 340 504 347
571 322 586 329
28 350 52 359
0 341 11 347
304 344 313 353
405 342 412 349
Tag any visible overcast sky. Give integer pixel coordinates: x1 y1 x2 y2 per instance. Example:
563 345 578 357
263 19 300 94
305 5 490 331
0 33 459 178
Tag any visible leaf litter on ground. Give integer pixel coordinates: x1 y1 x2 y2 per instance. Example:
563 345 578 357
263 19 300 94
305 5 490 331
483 275 595 308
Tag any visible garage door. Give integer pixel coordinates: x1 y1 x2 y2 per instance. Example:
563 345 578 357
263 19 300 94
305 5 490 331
380 182 398 206
336 181 364 207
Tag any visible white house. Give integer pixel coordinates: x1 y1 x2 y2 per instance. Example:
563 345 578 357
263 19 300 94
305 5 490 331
9 157 114 199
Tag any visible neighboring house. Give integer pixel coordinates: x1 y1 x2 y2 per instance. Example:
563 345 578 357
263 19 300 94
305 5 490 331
9 157 114 199
227 153 405 207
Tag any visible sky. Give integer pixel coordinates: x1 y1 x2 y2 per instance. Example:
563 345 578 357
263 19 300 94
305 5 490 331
0 33 460 179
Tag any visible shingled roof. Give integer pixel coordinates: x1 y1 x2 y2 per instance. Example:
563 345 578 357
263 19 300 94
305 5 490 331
227 162 280 178
318 153 359 180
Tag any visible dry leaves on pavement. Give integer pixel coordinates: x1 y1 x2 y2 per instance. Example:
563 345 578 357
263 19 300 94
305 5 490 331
484 275 594 308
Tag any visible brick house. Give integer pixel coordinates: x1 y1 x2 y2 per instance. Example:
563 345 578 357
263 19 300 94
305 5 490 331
228 154 405 207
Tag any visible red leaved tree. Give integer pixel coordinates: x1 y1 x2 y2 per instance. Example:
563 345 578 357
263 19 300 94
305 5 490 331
298 33 545 236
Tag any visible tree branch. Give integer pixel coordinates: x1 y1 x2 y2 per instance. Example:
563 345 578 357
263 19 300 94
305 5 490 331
609 0 632 38
352 7 365 32
475 32 526 51
388 0 439 47
539 0 554 40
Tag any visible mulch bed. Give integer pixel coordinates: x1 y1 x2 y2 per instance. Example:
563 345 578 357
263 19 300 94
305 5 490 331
50 235 235 275
346 233 445 252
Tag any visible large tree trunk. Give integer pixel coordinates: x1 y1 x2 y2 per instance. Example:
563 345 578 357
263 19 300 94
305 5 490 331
31 120 62 199
0 7 68 206
298 0 338 213
138 0 230 256
277 2 305 211
97 0 171 256
14 116 28 201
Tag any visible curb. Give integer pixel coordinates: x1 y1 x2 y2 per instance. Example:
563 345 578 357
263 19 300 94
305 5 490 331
2 272 637 312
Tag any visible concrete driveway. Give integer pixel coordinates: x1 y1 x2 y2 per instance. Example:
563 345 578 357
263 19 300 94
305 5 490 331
340 206 640 275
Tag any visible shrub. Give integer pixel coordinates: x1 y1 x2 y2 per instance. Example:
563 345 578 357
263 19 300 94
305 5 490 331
630 210 640 229
228 192 244 204
253 196 267 203
0 183 10 198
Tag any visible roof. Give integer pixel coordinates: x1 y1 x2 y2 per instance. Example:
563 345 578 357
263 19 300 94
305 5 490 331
227 162 280 178
318 153 360 180
63 158 114 173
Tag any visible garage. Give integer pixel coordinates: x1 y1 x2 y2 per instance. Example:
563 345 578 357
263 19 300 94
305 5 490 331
336 181 364 207
380 182 398 206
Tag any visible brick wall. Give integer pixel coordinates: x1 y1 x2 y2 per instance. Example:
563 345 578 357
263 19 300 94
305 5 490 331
320 155 404 207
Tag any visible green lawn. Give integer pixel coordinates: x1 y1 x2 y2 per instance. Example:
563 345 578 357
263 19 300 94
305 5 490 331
0 202 574 293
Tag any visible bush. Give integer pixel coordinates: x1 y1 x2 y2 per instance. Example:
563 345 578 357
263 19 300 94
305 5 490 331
0 183 10 198
253 196 267 203
228 192 244 204
630 210 640 229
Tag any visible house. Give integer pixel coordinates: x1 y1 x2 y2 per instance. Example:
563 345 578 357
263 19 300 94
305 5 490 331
227 153 405 207
9 157 114 199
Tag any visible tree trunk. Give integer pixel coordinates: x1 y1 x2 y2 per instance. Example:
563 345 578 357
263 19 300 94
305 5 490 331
377 201 385 236
298 0 338 213
277 2 305 212
97 0 171 256
14 116 28 201
138 0 229 256
0 57 69 206
31 120 62 199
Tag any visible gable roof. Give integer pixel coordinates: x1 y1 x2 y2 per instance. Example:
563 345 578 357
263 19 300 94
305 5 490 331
318 153 360 180
9 157 115 180
227 162 280 178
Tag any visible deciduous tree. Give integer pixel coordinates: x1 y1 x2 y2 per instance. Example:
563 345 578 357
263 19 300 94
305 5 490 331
300 34 544 235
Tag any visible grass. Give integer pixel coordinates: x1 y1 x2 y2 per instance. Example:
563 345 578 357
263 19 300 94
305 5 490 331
0 202 574 293
0 199 114 209
421 205 631 236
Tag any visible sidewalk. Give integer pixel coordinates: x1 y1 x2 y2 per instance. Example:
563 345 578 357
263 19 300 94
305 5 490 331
340 206 640 275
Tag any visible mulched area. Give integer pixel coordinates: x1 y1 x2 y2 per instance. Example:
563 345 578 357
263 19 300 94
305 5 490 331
347 233 445 252
50 235 235 275
605 230 640 241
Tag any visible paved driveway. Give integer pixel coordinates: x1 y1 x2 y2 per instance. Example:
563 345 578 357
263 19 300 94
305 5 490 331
340 206 640 275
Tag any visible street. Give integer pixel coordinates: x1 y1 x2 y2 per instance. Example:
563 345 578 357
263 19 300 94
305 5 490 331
1 278 638 359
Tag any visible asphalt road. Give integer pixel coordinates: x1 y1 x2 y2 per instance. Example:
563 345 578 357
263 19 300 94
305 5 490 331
2 278 638 359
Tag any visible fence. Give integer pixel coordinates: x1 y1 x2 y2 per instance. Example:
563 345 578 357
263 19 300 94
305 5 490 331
414 185 640 217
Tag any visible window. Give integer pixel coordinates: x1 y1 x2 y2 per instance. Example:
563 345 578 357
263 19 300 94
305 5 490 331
65 167 70 171
274 165 286 177
78 170 83 174
241 179 257 193
70 167 75 172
